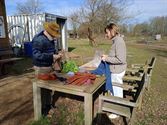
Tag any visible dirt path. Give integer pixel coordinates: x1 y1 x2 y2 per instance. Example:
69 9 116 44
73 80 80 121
0 73 34 125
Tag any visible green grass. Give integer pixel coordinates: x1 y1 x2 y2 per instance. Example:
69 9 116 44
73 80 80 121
11 36 166 125
68 39 96 57
68 38 155 65
29 116 51 125
69 37 167 124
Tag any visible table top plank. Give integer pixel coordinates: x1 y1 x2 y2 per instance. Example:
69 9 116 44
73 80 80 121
36 80 86 92
34 76 105 94
84 76 105 93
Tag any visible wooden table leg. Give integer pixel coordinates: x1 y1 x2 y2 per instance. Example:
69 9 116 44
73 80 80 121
33 82 42 120
84 93 93 125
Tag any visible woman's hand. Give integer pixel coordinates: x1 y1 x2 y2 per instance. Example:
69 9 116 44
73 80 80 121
101 54 108 61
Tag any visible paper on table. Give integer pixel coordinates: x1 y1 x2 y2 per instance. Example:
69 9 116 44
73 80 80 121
79 49 104 70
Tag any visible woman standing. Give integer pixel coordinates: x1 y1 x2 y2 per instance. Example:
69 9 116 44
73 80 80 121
102 23 127 97
101 23 127 118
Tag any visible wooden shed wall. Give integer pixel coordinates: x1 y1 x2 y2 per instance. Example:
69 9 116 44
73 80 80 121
0 0 10 49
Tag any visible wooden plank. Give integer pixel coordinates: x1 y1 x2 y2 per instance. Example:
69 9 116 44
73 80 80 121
126 68 139 73
102 102 131 118
99 95 137 107
33 82 42 120
148 57 156 68
0 57 23 63
34 76 105 95
123 75 143 81
36 80 87 93
112 82 136 92
84 93 93 125
131 63 145 67
84 76 105 93
131 57 156 70
145 57 156 91
0 50 13 56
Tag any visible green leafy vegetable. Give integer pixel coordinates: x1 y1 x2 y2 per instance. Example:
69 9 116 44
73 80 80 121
62 60 79 73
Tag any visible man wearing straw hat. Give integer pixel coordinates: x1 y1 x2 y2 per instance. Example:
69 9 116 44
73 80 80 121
32 22 63 115
32 22 63 74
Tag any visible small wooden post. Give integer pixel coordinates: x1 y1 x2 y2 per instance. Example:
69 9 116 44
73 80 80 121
84 93 93 125
33 82 42 120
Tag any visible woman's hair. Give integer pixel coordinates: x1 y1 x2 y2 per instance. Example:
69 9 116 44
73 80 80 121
104 23 119 35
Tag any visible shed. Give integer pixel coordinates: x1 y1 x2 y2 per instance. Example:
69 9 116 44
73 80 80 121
7 13 68 51
0 0 10 50
155 34 161 40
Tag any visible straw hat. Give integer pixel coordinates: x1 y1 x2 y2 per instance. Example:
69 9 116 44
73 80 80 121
43 22 60 37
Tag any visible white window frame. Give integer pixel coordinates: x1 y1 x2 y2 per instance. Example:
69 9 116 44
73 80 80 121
0 16 6 38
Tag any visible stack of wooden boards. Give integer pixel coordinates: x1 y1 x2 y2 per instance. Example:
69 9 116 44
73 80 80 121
98 57 156 125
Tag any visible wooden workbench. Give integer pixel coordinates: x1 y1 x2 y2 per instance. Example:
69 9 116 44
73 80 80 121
33 76 105 125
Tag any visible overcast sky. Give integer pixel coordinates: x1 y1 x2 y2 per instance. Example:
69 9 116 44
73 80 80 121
5 0 167 25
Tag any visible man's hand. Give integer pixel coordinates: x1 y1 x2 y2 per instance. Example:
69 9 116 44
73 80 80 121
53 53 63 62
59 49 65 55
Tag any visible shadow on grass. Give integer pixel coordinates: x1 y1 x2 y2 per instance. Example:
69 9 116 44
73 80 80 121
92 113 114 125
153 49 167 58
68 47 76 52
98 43 111 46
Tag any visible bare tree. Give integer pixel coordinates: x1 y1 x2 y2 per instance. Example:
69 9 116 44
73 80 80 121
150 16 167 35
80 0 128 33
130 16 167 36
79 0 108 46
69 12 80 38
69 0 130 46
73 0 128 46
16 0 44 14
87 27 97 46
